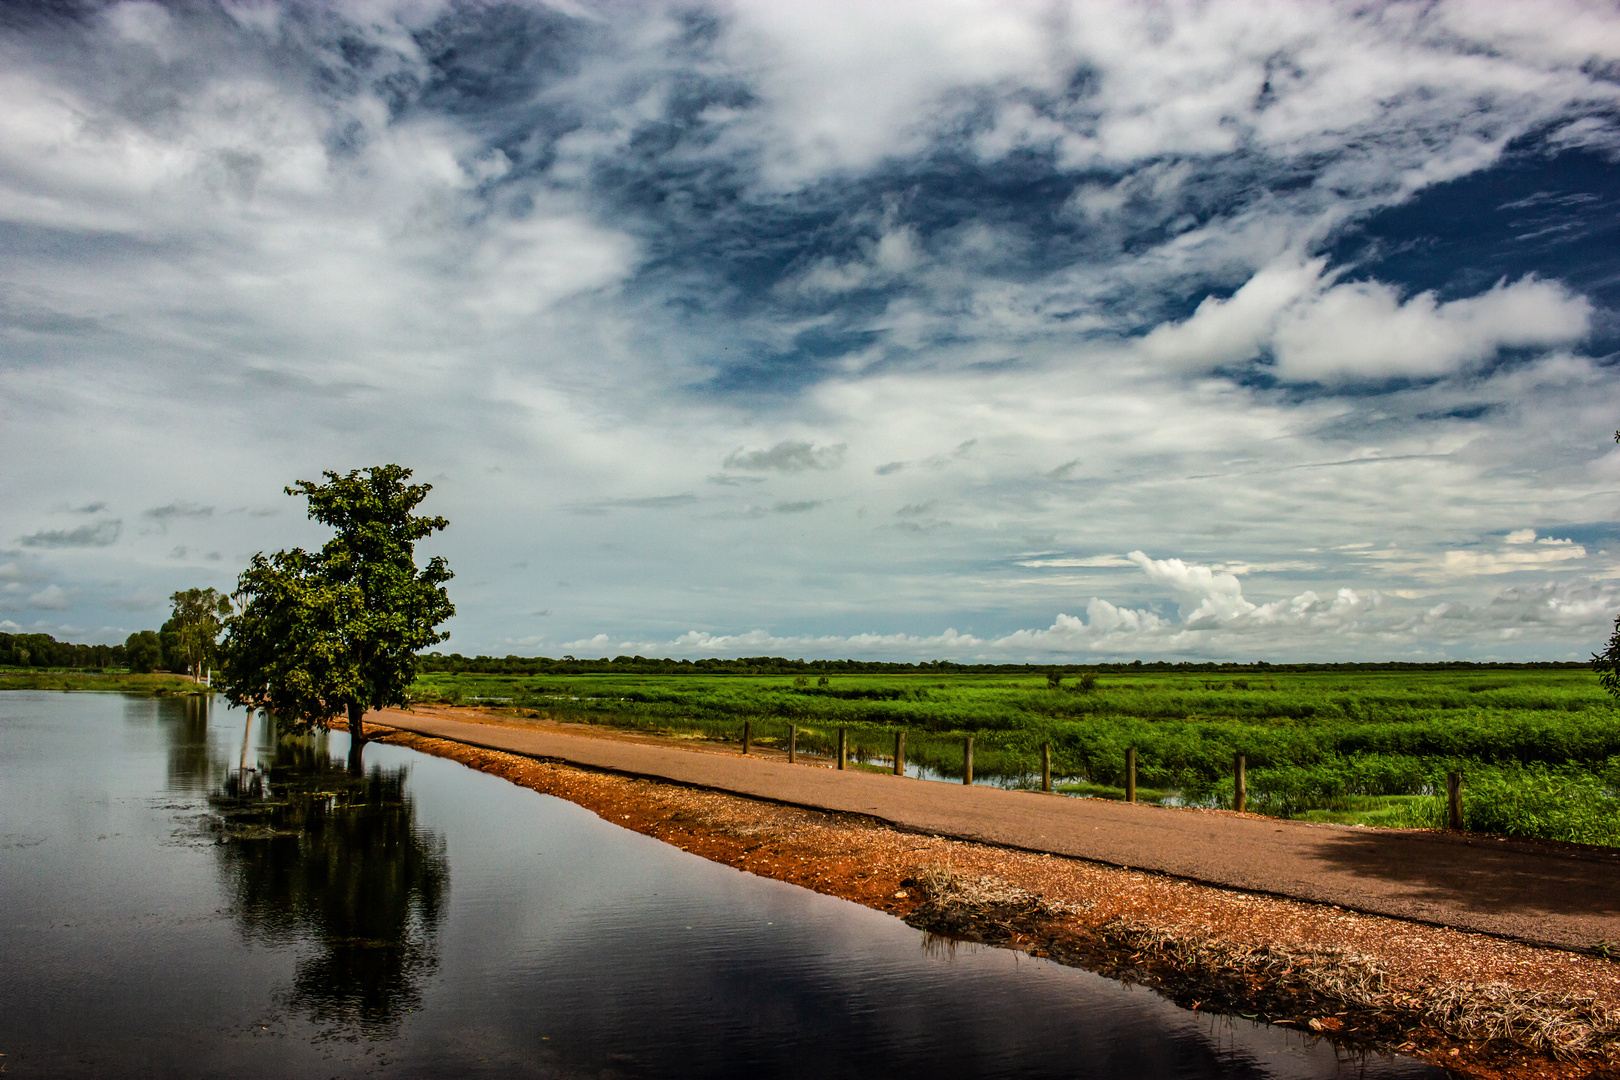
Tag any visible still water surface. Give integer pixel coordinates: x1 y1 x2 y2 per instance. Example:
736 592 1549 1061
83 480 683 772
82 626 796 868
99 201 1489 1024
0 692 1446 1079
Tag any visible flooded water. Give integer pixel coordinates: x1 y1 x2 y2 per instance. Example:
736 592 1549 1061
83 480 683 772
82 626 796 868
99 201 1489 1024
0 692 1447 1079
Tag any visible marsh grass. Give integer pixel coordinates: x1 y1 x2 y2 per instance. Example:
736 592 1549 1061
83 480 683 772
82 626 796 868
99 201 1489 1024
411 668 1620 844
0 668 199 693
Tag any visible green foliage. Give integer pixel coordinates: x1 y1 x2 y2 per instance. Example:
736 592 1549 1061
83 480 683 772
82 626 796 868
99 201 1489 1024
220 465 454 734
0 631 125 670
1392 765 1620 846
1594 613 1620 703
125 630 162 673
0 670 196 693
166 587 231 679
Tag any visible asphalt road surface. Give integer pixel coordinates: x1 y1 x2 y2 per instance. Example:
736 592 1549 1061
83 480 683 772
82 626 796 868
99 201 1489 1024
371 708 1620 953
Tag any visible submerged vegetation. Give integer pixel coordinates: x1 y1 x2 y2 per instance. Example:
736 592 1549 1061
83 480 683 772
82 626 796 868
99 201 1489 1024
410 665 1620 845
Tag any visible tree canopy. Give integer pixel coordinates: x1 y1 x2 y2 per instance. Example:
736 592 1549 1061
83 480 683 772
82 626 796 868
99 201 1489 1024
166 587 230 680
219 465 454 741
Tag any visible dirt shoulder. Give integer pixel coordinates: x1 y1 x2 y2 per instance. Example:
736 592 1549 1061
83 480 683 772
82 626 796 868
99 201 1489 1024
347 713 1620 1080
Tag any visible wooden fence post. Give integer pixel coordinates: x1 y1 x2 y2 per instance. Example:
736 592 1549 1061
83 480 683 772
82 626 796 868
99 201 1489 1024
1234 753 1246 813
742 721 751 756
788 724 797 764
1041 742 1052 792
963 736 974 785
893 731 905 776
838 728 847 771
1126 747 1137 803
1447 771 1463 830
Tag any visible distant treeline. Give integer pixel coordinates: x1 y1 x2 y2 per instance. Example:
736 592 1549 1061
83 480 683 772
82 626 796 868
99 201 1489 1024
1 625 193 674
418 652 1589 676
0 632 126 669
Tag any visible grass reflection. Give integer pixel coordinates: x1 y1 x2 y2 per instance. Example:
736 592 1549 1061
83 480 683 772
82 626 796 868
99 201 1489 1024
209 732 449 1038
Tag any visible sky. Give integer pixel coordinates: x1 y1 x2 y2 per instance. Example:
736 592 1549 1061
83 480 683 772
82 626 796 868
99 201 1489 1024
2 0 1619 663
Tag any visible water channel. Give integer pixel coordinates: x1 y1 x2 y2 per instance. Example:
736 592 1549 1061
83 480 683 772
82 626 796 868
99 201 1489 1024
0 692 1448 1078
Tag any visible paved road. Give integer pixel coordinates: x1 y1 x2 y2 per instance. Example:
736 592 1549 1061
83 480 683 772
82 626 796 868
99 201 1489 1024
371 709 1620 952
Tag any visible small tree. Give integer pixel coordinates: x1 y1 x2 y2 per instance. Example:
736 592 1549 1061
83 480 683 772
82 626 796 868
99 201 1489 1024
1597 429 1620 703
219 465 455 749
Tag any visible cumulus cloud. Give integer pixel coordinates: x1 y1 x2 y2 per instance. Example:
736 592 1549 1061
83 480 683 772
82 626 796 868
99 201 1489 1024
1141 258 1591 381
1126 551 1256 624
556 548 1620 661
2 1 1619 655
1272 277 1591 382
558 553 1399 660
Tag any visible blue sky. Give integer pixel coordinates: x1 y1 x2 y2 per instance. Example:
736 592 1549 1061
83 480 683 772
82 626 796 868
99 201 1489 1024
2 0 1619 662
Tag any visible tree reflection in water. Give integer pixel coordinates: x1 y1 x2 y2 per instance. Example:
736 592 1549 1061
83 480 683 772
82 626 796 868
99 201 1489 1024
210 731 449 1038
163 694 218 793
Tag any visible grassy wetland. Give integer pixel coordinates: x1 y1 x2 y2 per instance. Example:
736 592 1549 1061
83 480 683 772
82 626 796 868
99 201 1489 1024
410 665 1620 846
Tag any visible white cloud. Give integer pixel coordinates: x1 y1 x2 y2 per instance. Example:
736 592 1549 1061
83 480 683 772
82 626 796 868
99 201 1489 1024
559 555 1393 660
1139 258 1327 370
1014 555 1135 568
1272 276 1591 382
1440 536 1587 576
26 585 71 611
1 1 1618 657
1126 550 1256 624
1141 257 1591 381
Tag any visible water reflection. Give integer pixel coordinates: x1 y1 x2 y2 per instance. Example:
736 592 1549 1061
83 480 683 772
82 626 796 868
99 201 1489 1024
2 694 1445 1078
128 692 223 793
208 731 449 1038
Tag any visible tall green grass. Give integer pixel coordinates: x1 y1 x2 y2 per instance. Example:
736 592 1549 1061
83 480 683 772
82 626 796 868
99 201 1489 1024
409 668 1620 844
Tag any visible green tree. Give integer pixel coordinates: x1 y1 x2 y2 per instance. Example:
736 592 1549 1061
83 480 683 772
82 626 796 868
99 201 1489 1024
166 587 231 680
219 466 455 749
1597 428 1620 702
125 630 163 673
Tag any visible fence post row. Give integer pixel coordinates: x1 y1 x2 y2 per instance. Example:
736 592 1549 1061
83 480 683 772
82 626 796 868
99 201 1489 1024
742 721 751 756
788 724 797 764
1447 771 1463 831
838 728 847 771
1234 753 1246 813
963 736 974 785
893 731 905 776
1125 747 1136 803
1041 741 1052 793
